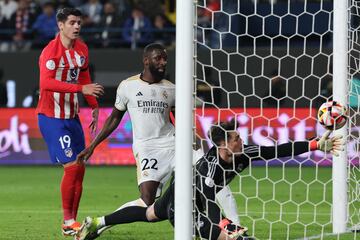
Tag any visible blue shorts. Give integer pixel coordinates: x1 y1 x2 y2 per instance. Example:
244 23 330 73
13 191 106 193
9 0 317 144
38 114 85 164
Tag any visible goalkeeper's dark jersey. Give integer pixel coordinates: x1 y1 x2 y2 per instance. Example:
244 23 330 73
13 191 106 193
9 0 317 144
195 141 310 232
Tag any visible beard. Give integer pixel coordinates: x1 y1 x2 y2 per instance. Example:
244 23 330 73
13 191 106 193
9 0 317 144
149 64 166 81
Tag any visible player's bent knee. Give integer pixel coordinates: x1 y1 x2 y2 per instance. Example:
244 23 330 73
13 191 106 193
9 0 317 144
145 204 159 222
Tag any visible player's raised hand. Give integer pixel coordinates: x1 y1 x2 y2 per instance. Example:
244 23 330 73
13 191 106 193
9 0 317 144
316 130 345 156
89 108 99 133
76 147 94 164
82 83 104 97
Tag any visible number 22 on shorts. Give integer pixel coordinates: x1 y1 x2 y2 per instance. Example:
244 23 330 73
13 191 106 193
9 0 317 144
141 158 158 171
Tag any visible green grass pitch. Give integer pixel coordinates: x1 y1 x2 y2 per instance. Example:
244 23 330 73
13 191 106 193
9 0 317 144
0 166 173 240
0 166 358 239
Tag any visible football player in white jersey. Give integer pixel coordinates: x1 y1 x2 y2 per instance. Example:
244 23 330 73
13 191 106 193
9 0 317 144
76 43 175 236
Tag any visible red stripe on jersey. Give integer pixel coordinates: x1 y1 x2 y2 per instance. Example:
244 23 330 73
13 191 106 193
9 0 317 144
60 92 65 119
70 93 75 118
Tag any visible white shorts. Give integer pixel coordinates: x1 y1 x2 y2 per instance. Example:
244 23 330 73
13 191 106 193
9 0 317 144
133 146 175 196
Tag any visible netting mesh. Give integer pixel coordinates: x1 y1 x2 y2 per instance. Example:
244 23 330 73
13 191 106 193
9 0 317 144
347 0 360 232
194 0 360 239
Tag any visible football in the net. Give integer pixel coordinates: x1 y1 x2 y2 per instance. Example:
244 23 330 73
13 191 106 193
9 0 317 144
317 101 348 130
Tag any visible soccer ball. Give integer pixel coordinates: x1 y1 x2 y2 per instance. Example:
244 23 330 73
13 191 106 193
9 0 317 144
317 101 348 130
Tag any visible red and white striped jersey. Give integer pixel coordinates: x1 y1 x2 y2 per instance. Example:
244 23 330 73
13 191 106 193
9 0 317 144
36 34 98 119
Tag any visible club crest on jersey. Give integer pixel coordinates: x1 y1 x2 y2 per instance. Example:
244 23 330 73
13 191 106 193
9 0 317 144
205 177 214 187
46 59 56 70
64 148 73 158
162 90 168 99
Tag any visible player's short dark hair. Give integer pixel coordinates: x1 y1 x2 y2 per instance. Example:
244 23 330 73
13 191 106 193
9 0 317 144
56 8 82 23
208 118 237 146
143 43 166 57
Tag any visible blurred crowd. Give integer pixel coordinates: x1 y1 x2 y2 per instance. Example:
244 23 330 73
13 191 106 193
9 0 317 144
0 0 334 51
0 0 176 51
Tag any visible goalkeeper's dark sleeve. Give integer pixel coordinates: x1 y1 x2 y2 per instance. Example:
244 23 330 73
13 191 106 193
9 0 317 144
196 177 223 240
244 141 310 161
198 176 222 225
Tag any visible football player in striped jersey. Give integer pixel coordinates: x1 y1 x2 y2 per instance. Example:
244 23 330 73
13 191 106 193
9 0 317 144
36 7 104 236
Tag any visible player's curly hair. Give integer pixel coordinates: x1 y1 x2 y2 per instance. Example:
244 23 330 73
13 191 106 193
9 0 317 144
208 118 237 146
56 8 82 23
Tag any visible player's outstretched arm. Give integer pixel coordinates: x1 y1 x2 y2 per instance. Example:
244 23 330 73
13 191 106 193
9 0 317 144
310 130 345 157
76 108 126 163
244 130 345 162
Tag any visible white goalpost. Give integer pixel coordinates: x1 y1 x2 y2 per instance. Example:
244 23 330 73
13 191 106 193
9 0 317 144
176 0 360 239
175 0 194 239
332 0 348 234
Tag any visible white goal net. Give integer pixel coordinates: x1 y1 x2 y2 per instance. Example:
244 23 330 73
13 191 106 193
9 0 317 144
194 0 360 239
347 0 360 233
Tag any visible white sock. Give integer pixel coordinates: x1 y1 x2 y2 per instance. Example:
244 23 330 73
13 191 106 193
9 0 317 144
216 185 240 225
97 216 106 228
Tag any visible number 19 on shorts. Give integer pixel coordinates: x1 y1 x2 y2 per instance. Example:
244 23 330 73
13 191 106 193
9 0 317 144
59 135 71 149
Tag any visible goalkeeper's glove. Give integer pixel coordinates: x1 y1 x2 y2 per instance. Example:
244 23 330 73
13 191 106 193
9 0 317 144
219 218 248 239
309 130 345 157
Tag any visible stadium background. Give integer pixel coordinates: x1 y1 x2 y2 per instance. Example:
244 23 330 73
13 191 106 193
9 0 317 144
1 47 359 165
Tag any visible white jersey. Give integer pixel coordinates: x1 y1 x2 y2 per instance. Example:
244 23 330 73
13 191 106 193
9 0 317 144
115 74 175 149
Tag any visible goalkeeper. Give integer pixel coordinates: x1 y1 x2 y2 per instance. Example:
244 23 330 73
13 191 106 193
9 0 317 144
193 119 343 239
77 119 344 240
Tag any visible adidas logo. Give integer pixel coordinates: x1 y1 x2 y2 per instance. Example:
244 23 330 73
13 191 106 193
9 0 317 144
136 92 143 96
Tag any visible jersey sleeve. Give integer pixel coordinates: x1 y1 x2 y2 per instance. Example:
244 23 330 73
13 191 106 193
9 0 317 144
77 45 98 109
114 81 128 111
242 141 310 161
39 49 82 93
